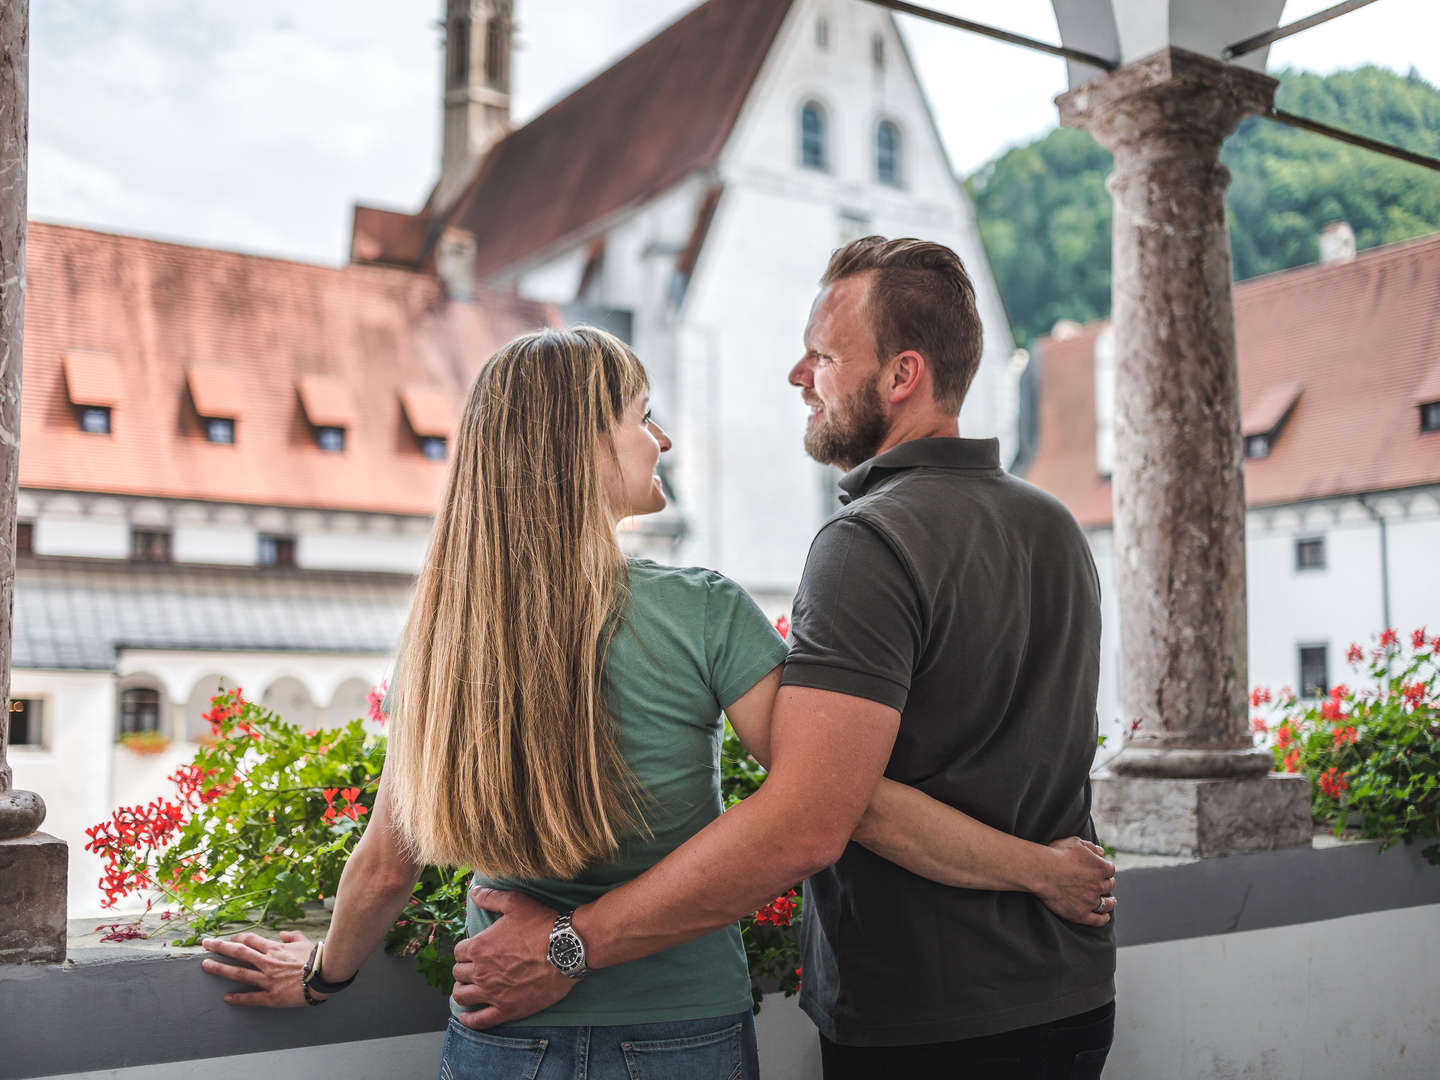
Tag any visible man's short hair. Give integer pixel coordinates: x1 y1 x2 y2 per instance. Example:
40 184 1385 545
821 236 983 412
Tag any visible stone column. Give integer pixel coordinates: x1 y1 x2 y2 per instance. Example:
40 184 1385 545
1058 48 1311 856
0 0 66 963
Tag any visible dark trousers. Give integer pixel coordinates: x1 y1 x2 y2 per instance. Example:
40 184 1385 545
819 1000 1115 1079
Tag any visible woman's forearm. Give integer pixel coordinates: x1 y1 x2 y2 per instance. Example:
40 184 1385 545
315 845 421 982
850 779 1046 892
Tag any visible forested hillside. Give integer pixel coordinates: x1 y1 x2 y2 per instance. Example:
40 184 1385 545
968 67 1440 345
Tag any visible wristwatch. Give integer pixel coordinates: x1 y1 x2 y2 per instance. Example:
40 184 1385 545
546 909 589 979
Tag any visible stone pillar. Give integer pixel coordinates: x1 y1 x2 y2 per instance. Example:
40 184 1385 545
0 0 66 962
1058 48 1311 856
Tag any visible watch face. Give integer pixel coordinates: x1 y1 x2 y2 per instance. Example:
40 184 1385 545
548 930 584 973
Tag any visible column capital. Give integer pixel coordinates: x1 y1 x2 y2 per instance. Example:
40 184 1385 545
1056 47 1277 157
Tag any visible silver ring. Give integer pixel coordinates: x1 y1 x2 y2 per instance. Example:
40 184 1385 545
1093 897 1110 914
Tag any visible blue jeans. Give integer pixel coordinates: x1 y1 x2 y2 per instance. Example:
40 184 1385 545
438 1010 760 1080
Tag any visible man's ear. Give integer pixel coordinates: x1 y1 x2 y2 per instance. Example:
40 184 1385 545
885 350 927 404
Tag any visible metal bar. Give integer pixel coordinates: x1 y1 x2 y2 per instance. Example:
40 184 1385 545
1223 0 1384 60
1264 108 1440 173
863 0 1117 71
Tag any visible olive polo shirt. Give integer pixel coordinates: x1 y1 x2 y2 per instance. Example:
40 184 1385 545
781 436 1116 1046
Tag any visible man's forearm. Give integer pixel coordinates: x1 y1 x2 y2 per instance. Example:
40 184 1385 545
851 779 1047 892
571 782 836 970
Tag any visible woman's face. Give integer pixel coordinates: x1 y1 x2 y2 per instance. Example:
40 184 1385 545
604 393 672 521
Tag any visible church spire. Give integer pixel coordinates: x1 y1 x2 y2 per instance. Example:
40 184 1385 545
436 0 512 213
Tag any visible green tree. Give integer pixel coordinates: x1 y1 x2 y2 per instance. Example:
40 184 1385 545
970 66 1440 346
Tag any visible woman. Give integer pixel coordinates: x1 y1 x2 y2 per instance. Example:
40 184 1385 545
200 327 1114 1078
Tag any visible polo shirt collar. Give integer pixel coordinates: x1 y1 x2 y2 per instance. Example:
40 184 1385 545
838 437 1001 504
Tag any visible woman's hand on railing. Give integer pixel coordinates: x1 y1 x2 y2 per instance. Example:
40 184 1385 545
200 930 327 1007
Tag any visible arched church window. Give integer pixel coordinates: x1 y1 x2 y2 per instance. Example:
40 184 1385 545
876 120 900 186
800 102 827 171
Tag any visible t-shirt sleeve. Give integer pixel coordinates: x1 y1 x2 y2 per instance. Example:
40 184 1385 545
779 516 922 712
704 573 790 709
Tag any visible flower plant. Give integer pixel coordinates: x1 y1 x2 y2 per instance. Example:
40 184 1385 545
87 613 804 1009
1250 627 1440 864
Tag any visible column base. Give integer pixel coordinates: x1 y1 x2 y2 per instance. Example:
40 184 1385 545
1092 772 1312 858
0 832 67 963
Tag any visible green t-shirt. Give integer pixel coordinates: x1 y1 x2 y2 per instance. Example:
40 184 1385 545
451 559 787 1026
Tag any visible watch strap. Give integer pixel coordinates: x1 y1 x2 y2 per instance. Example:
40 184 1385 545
302 939 358 995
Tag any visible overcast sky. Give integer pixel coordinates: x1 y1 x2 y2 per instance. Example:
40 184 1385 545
28 0 1440 266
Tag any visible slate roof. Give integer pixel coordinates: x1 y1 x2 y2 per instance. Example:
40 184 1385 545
22 222 559 515
443 0 794 279
1025 232 1440 528
14 558 414 671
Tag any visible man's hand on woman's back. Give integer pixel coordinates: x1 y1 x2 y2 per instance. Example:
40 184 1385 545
1031 837 1117 927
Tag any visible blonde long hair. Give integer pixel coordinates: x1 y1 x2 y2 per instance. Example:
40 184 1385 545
386 326 649 879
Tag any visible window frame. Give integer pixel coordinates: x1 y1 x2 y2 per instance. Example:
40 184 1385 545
205 417 235 444
799 100 828 172
16 520 34 557
7 694 50 751
875 119 901 187
1294 536 1326 571
1298 644 1329 701
1422 401 1440 434
79 405 112 435
258 534 297 568
316 425 346 453
119 686 164 737
130 528 173 563
1244 433 1271 459
420 435 448 461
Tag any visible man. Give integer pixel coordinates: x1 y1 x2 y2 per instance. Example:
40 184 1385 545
451 237 1117 1075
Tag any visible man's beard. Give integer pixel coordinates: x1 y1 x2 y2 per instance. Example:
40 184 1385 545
804 374 888 471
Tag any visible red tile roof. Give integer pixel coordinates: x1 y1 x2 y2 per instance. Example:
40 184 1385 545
398 385 458 439
186 364 244 419
21 222 558 515
296 373 358 430
1025 232 1440 526
443 0 794 280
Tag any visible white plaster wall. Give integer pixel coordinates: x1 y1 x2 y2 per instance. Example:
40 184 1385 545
33 515 128 558
297 529 428 573
172 524 259 566
6 669 119 917
1109 904 1440 1079
1389 509 1440 635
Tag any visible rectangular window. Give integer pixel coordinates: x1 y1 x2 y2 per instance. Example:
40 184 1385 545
120 688 163 735
316 426 346 453
258 534 296 567
815 16 829 48
1295 537 1326 571
16 520 33 556
205 417 235 444
8 697 44 748
420 436 447 461
1299 645 1329 700
131 529 172 563
1422 401 1440 433
1244 434 1270 459
80 406 112 434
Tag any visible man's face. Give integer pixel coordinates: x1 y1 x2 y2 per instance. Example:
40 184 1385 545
789 274 889 471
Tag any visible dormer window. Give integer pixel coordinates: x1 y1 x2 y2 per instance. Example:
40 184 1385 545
401 385 458 462
63 350 123 435
1241 382 1301 462
81 406 112 434
187 365 242 445
297 374 356 454
1422 401 1440 433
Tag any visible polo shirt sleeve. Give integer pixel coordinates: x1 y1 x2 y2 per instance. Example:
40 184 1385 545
780 516 922 712
704 572 790 709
